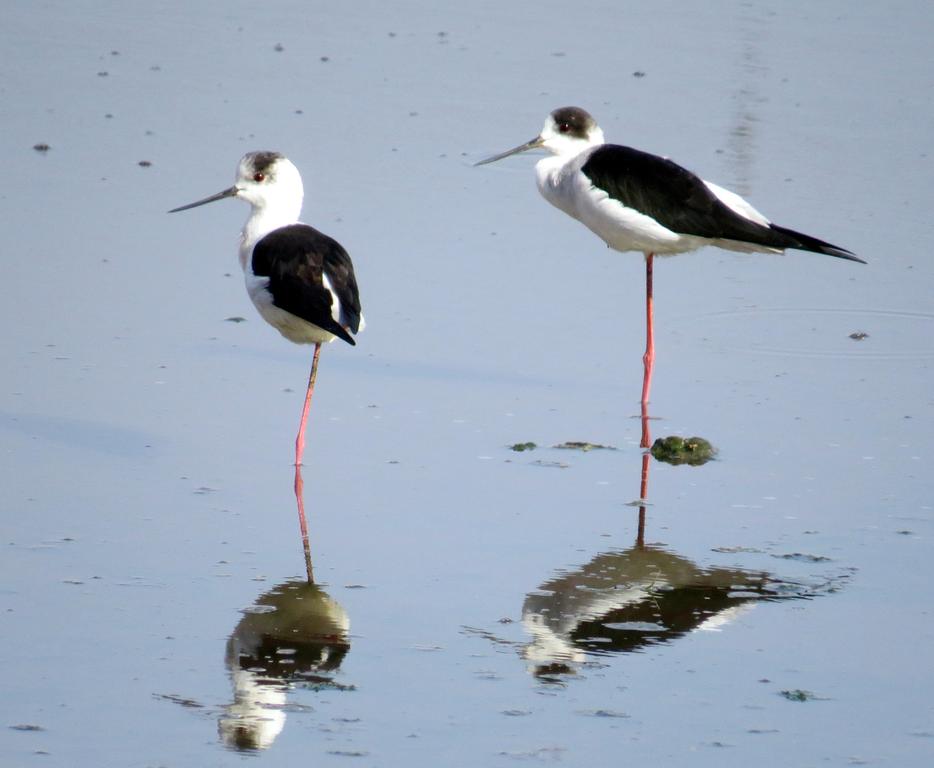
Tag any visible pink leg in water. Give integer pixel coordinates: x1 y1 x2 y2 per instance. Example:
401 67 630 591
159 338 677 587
295 342 322 468
636 400 652 547
293 464 314 583
640 252 655 408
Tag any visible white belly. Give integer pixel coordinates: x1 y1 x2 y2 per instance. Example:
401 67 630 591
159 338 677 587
244 273 339 345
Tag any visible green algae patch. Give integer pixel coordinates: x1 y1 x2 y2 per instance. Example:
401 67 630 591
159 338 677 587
509 442 537 452
779 689 818 702
552 441 617 452
650 435 716 466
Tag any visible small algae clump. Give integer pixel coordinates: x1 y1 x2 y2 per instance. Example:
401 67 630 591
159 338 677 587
553 441 617 452
779 689 818 702
650 435 716 466
509 442 537 452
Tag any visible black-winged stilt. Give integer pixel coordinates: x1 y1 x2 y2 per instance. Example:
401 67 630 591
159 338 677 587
170 151 364 472
477 107 864 407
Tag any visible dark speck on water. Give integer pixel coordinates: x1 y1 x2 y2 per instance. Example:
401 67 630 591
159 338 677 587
712 545 765 554
224 316 247 323
530 459 569 469
138 160 152 167
849 331 869 340
153 693 205 709
10 724 45 732
578 709 630 719
509 442 537 452
779 689 819 702
32 143 50 152
773 552 832 563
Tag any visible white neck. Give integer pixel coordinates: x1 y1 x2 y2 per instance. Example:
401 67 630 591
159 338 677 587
535 153 581 219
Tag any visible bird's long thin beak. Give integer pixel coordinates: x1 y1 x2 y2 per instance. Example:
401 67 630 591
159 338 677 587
474 137 545 166
168 185 239 213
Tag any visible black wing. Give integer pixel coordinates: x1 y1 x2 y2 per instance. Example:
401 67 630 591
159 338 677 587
252 224 363 345
581 145 862 261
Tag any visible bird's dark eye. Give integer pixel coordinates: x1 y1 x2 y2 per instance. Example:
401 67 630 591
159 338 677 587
253 172 266 182
558 123 571 134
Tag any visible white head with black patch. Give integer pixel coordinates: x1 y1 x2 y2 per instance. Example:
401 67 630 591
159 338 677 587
233 151 304 214
169 150 304 221
539 107 605 156
475 106 605 166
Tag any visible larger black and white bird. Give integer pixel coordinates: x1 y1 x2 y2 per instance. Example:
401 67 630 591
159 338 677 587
477 107 864 407
170 151 364 472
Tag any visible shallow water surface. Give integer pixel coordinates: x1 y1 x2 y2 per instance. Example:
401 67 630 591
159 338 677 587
2 2 933 766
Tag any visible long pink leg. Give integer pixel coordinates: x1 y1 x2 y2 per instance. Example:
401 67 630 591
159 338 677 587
640 252 655 408
293 464 315 583
295 342 322 468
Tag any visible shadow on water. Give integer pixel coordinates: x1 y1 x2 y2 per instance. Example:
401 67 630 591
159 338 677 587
0 409 155 458
218 465 352 752
470 405 843 681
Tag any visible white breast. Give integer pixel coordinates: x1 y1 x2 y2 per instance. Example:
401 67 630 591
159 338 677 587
535 153 693 255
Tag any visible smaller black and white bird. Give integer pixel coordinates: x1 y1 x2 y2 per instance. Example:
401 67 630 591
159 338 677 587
477 107 864 407
170 151 363 472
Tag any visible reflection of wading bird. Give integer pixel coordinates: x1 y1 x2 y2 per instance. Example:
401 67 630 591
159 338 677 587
466 412 840 679
170 152 364 469
219 580 351 751
522 411 778 676
477 107 864 407
521 545 785 676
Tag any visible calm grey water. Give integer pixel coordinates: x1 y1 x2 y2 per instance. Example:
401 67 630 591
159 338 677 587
2 1 933 766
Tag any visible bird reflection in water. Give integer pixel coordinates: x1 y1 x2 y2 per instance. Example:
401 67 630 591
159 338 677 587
519 406 806 679
522 546 787 677
219 466 351 751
